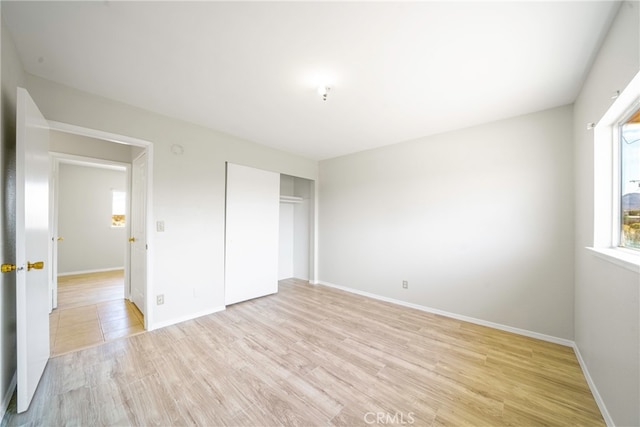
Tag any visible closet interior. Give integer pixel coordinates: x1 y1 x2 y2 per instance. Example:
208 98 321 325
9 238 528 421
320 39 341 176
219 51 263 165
279 174 313 281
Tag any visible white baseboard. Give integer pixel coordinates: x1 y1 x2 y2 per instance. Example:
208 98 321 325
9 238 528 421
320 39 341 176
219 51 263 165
149 306 226 331
573 345 615 427
1 373 16 421
317 281 574 347
58 267 124 277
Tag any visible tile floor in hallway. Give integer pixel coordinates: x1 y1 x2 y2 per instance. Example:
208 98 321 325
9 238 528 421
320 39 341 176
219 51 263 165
50 298 144 356
50 271 145 356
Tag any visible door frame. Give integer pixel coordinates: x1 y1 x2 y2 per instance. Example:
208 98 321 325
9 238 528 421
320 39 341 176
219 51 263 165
47 121 154 329
49 153 130 309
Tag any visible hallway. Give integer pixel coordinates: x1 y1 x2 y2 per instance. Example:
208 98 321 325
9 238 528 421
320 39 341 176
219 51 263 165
50 271 144 356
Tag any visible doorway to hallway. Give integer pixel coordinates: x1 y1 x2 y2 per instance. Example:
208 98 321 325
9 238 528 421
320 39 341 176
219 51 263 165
49 270 144 356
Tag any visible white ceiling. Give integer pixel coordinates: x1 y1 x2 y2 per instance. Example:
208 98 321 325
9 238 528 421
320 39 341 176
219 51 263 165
3 1 620 160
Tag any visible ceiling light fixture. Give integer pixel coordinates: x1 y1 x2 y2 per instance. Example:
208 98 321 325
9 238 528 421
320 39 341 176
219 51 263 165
317 86 330 101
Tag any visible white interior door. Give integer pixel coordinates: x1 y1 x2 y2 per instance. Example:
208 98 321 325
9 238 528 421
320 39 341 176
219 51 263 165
16 87 50 413
130 152 147 314
225 163 280 305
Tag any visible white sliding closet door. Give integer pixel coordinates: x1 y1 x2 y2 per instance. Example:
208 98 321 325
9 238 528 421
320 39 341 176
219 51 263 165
225 163 280 305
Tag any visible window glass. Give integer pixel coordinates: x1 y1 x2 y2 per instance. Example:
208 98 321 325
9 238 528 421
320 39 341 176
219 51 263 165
112 191 126 227
620 110 640 249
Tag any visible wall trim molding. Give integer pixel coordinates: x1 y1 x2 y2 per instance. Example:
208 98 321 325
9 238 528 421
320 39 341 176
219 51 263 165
149 306 225 331
58 267 124 277
573 344 615 427
317 280 574 346
48 120 154 148
1 373 16 422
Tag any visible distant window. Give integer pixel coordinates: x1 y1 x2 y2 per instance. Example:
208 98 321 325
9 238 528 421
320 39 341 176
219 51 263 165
112 191 126 227
620 111 640 250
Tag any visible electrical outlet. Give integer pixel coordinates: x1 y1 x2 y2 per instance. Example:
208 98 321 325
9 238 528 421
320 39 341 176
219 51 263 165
156 220 165 232
156 294 164 305
402 280 408 289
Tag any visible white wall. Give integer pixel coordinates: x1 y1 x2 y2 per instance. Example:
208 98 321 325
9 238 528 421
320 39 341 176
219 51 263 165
0 10 25 416
57 163 127 274
279 175 295 279
319 105 574 340
573 2 639 426
279 203 294 280
293 178 311 280
24 74 318 328
280 174 295 196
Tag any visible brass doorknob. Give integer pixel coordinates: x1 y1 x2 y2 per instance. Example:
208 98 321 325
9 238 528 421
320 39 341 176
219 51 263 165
57 237 64 241
128 237 136 242
27 261 44 271
1 264 16 273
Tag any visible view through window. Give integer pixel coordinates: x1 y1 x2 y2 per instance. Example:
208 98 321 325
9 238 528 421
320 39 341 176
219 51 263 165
112 190 126 227
620 107 640 249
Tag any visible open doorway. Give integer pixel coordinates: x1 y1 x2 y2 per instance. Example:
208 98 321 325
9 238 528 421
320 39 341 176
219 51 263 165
48 127 150 355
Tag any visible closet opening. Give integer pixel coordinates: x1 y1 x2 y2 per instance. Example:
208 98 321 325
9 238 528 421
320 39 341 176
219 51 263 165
279 174 314 282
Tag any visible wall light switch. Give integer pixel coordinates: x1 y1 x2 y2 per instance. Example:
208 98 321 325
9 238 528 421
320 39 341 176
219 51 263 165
156 221 165 232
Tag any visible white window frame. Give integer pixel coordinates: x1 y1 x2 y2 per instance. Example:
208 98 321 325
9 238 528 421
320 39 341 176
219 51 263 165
587 72 640 273
615 108 640 250
590 70 640 272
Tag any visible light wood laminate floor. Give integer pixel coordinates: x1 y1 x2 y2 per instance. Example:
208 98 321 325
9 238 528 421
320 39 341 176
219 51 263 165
5 278 603 426
51 271 144 356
